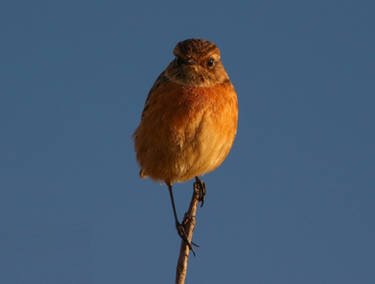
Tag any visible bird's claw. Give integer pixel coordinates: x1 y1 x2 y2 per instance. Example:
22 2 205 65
176 222 199 256
194 177 206 207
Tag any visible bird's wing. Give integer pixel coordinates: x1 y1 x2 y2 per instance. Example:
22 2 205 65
141 71 169 120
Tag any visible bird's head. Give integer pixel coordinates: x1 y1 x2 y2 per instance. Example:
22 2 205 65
165 38 229 87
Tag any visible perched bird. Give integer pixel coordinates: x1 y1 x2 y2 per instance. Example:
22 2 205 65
133 38 238 252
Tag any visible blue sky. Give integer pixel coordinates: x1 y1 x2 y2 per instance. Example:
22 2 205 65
1 0 374 283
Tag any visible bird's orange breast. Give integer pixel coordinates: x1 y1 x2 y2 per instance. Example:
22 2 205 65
134 80 238 184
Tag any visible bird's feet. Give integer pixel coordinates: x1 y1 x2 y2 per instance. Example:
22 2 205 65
176 221 199 256
194 177 207 207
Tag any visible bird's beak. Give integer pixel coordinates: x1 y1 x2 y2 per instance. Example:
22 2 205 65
186 58 196 65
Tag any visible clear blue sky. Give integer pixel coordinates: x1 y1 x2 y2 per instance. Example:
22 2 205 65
1 0 374 283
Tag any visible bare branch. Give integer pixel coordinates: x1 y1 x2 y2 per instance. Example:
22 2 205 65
174 182 202 284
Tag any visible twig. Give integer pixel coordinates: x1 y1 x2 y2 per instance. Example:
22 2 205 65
174 182 201 284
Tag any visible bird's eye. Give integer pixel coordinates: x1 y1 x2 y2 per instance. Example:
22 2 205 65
207 58 215 68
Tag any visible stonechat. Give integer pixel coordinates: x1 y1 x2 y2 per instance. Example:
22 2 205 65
133 38 238 252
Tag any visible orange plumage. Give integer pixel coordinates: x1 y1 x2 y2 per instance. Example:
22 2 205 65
133 38 238 253
134 39 238 186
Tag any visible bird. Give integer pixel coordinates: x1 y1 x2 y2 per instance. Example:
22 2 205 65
133 38 238 253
